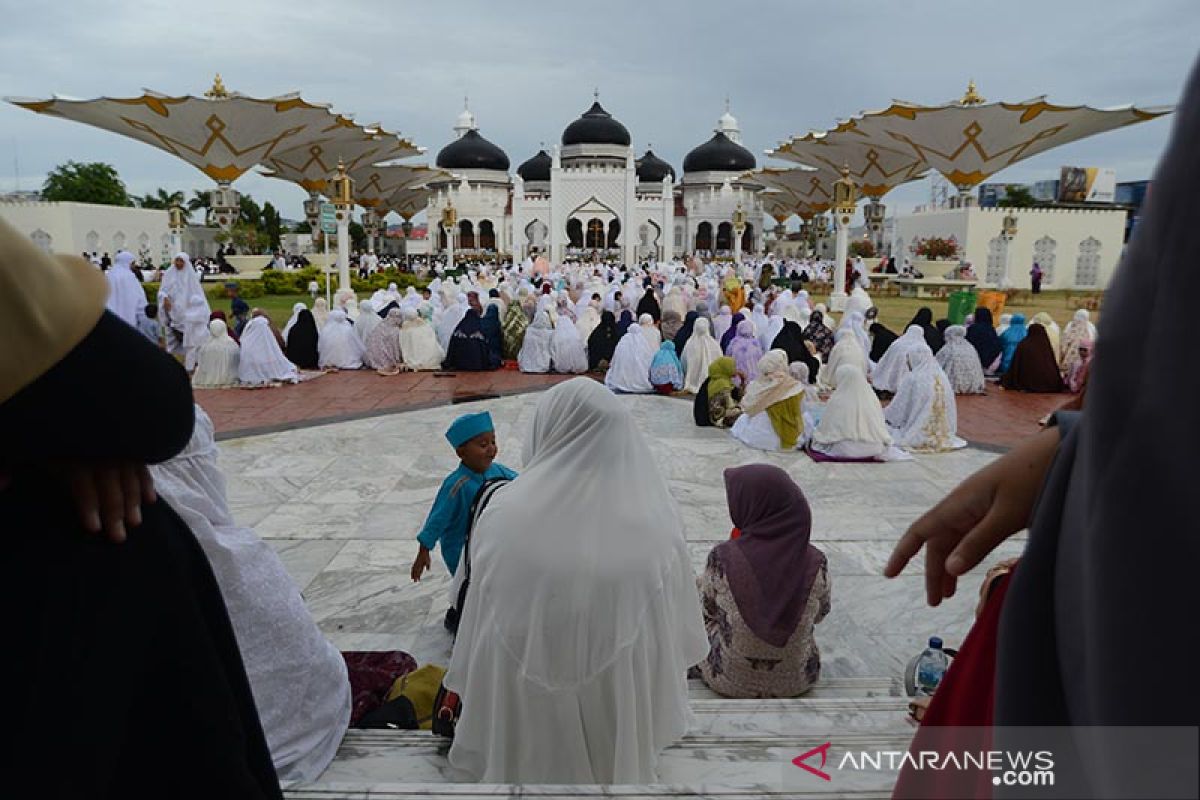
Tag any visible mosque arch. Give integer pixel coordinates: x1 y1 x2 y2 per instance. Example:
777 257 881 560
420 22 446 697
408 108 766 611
478 220 496 251
566 218 584 248
1074 236 1101 287
585 218 606 249
695 221 713 251
30 229 52 253
458 219 475 249
525 219 548 250
716 222 733 251
112 231 126 251
606 219 621 248
1034 235 1058 285
85 230 99 252
741 223 754 253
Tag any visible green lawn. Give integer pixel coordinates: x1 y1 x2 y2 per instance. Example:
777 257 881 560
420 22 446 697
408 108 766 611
811 288 1103 333
203 287 371 328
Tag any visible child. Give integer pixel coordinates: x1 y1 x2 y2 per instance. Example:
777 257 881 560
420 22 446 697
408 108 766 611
410 411 517 588
137 303 164 349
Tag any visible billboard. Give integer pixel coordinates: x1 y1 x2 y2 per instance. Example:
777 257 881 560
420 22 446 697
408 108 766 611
1059 167 1116 203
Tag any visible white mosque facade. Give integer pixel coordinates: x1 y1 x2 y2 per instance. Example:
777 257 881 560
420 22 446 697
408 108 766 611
425 99 764 265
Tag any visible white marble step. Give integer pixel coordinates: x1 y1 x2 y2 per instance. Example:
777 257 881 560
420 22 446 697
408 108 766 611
287 784 894 799
687 676 902 700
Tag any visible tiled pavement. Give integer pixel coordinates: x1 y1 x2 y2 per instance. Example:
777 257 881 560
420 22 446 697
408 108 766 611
197 369 1071 450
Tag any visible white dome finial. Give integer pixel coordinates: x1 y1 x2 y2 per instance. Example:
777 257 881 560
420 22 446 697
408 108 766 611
717 98 741 144
454 96 477 139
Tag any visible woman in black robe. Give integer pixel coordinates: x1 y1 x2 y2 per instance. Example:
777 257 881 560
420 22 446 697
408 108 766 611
480 304 504 366
635 285 661 322
965 307 1003 371
770 320 820 384
285 309 319 370
587 310 620 370
616 309 634 337
442 309 497 371
802 311 835 362
868 322 899 363
907 307 944 353
672 310 700 354
999 324 1065 393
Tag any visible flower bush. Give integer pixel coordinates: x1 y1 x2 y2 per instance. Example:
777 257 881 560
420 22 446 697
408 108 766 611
912 236 959 260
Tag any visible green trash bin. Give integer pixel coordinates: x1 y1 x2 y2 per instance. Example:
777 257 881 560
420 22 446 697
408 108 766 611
946 291 977 325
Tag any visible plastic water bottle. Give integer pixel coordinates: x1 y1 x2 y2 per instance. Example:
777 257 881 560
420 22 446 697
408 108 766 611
914 636 950 696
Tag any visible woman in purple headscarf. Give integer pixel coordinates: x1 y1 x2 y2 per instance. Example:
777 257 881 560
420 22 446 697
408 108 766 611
697 464 830 698
725 319 765 383
719 312 746 353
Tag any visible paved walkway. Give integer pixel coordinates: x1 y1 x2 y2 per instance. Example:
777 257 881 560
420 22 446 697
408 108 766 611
198 369 1071 449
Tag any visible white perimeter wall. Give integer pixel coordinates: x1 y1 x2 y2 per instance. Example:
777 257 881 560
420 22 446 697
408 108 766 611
0 201 171 262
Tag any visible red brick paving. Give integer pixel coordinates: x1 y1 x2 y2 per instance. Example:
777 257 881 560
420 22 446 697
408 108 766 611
197 368 1071 450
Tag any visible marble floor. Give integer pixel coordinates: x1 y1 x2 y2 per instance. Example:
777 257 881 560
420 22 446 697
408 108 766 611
216 390 1027 796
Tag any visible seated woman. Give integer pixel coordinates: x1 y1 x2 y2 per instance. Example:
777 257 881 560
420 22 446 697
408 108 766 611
586 310 620 371
998 313 1028 373
1000 322 1066 393
712 305 734 343
965 307 1002 375
638 312 662 349
1067 338 1093 393
1059 308 1098 377
649 341 685 394
318 309 365 370
355 300 381 347
363 308 405 375
192 318 240 388
698 464 830 698
501 300 529 361
697 356 744 428
239 315 300 386
727 320 765 383
151 406 352 782
871 326 932 393
811 364 894 460
550 315 589 374
518 310 554 373
770 316 821 384
444 378 708 783
885 349 967 452
604 323 656 393
936 325 986 394
443 307 500 371
730 350 806 451
821 327 868 390
802 310 834 362
398 307 444 371
285 307 320 370
681 317 723 393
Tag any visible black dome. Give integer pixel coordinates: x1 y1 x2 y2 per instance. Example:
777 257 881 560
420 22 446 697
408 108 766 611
636 149 675 183
517 149 551 181
436 129 510 171
682 132 756 173
561 101 631 146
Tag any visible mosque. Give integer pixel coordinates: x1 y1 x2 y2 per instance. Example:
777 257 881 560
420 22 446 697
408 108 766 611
425 96 765 265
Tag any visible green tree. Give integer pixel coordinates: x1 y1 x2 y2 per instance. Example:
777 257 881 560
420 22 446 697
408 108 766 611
136 187 185 209
238 194 263 229
186 188 212 216
293 220 312 234
261 201 283 250
41 161 132 206
348 221 367 251
1002 184 1038 208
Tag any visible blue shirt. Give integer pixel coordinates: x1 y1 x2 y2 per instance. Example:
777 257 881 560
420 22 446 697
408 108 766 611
416 461 517 575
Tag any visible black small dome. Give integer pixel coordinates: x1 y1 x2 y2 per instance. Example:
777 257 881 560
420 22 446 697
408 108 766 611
636 149 675 183
517 149 552 181
682 132 756 173
436 129 510 171
561 101 631 147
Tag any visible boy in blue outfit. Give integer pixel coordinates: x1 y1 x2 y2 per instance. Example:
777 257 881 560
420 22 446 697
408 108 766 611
410 411 517 584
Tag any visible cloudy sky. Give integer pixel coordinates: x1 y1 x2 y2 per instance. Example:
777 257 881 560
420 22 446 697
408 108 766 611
1 0 1194 225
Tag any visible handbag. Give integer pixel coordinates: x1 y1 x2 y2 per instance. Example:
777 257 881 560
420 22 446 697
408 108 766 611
432 477 510 738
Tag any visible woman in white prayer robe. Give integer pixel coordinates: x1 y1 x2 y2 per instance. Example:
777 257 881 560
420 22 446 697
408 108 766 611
681 317 723 394
151 406 350 782
550 315 589 374
192 319 240 388
884 348 967 452
838 311 872 359
182 294 212 372
437 296 467 351
574 297 602 342
355 300 382 346
311 296 330 330
749 303 772 351
936 325 986 394
811 364 895 460
238 316 300 386
822 327 869 390
638 312 662 349
730 350 807 452
445 378 708 784
317 309 364 370
158 251 209 357
604 324 656 393
398 307 444 371
518 310 554 373
712 305 734 343
333 288 359 321
281 302 307 342
871 325 932 393
104 250 144 326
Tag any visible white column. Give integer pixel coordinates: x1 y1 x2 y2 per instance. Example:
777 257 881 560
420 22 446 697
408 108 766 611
548 146 562 265
623 148 637 266
831 211 850 311
1001 234 1013 287
661 177 673 262
170 227 183 256
511 176 524 268
733 225 743 263
445 225 455 272
335 204 351 290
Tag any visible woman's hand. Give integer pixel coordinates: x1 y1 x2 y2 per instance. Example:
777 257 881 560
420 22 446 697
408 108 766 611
411 545 432 582
66 462 157 544
884 426 1060 606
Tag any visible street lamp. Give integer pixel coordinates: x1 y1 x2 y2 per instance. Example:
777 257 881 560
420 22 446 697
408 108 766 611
167 203 185 257
831 164 858 310
330 158 354 290
732 203 747 263
442 201 458 273
400 218 413 272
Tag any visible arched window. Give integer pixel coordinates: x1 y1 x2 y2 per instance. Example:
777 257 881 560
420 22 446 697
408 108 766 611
674 226 683 249
85 230 100 252
606 219 621 249
741 223 754 252
525 219 548 249
1074 237 1101 287
585 218 605 249
639 224 650 247
1034 235 1058 285
566 218 583 248
478 220 496 251
985 236 1009 284
112 231 126 251
716 222 733 251
458 220 475 249
30 229 52 253
695 221 713 251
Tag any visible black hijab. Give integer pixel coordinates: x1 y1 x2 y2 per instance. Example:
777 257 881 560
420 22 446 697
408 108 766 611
771 321 819 383
376 300 400 319
635 289 661 322
692 378 712 426
442 309 493 371
616 309 634 337
802 311 834 361
672 311 700 354
285 309 319 369
587 310 620 370
965 307 1002 369
907 307 944 352
868 322 899 363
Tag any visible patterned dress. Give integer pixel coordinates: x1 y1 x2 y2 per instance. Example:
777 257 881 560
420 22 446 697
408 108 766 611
697 549 831 698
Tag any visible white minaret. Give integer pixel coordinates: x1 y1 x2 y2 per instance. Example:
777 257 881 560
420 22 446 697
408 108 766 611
717 97 741 144
453 96 477 139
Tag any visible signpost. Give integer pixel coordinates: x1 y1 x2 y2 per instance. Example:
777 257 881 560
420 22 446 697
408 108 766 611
320 203 336 307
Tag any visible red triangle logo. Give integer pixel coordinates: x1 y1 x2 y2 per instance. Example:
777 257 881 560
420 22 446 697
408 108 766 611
792 742 832 781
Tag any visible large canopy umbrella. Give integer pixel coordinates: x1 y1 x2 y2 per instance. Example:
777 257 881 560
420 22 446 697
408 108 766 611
383 185 434 221
759 190 810 225
348 163 444 211
259 126 422 195
768 127 928 199
833 81 1172 195
749 165 842 214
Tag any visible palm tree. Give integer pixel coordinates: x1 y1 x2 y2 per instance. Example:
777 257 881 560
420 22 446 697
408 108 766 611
186 188 213 214
137 188 185 210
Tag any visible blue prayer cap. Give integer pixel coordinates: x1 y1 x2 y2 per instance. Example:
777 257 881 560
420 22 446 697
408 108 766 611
445 411 495 447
